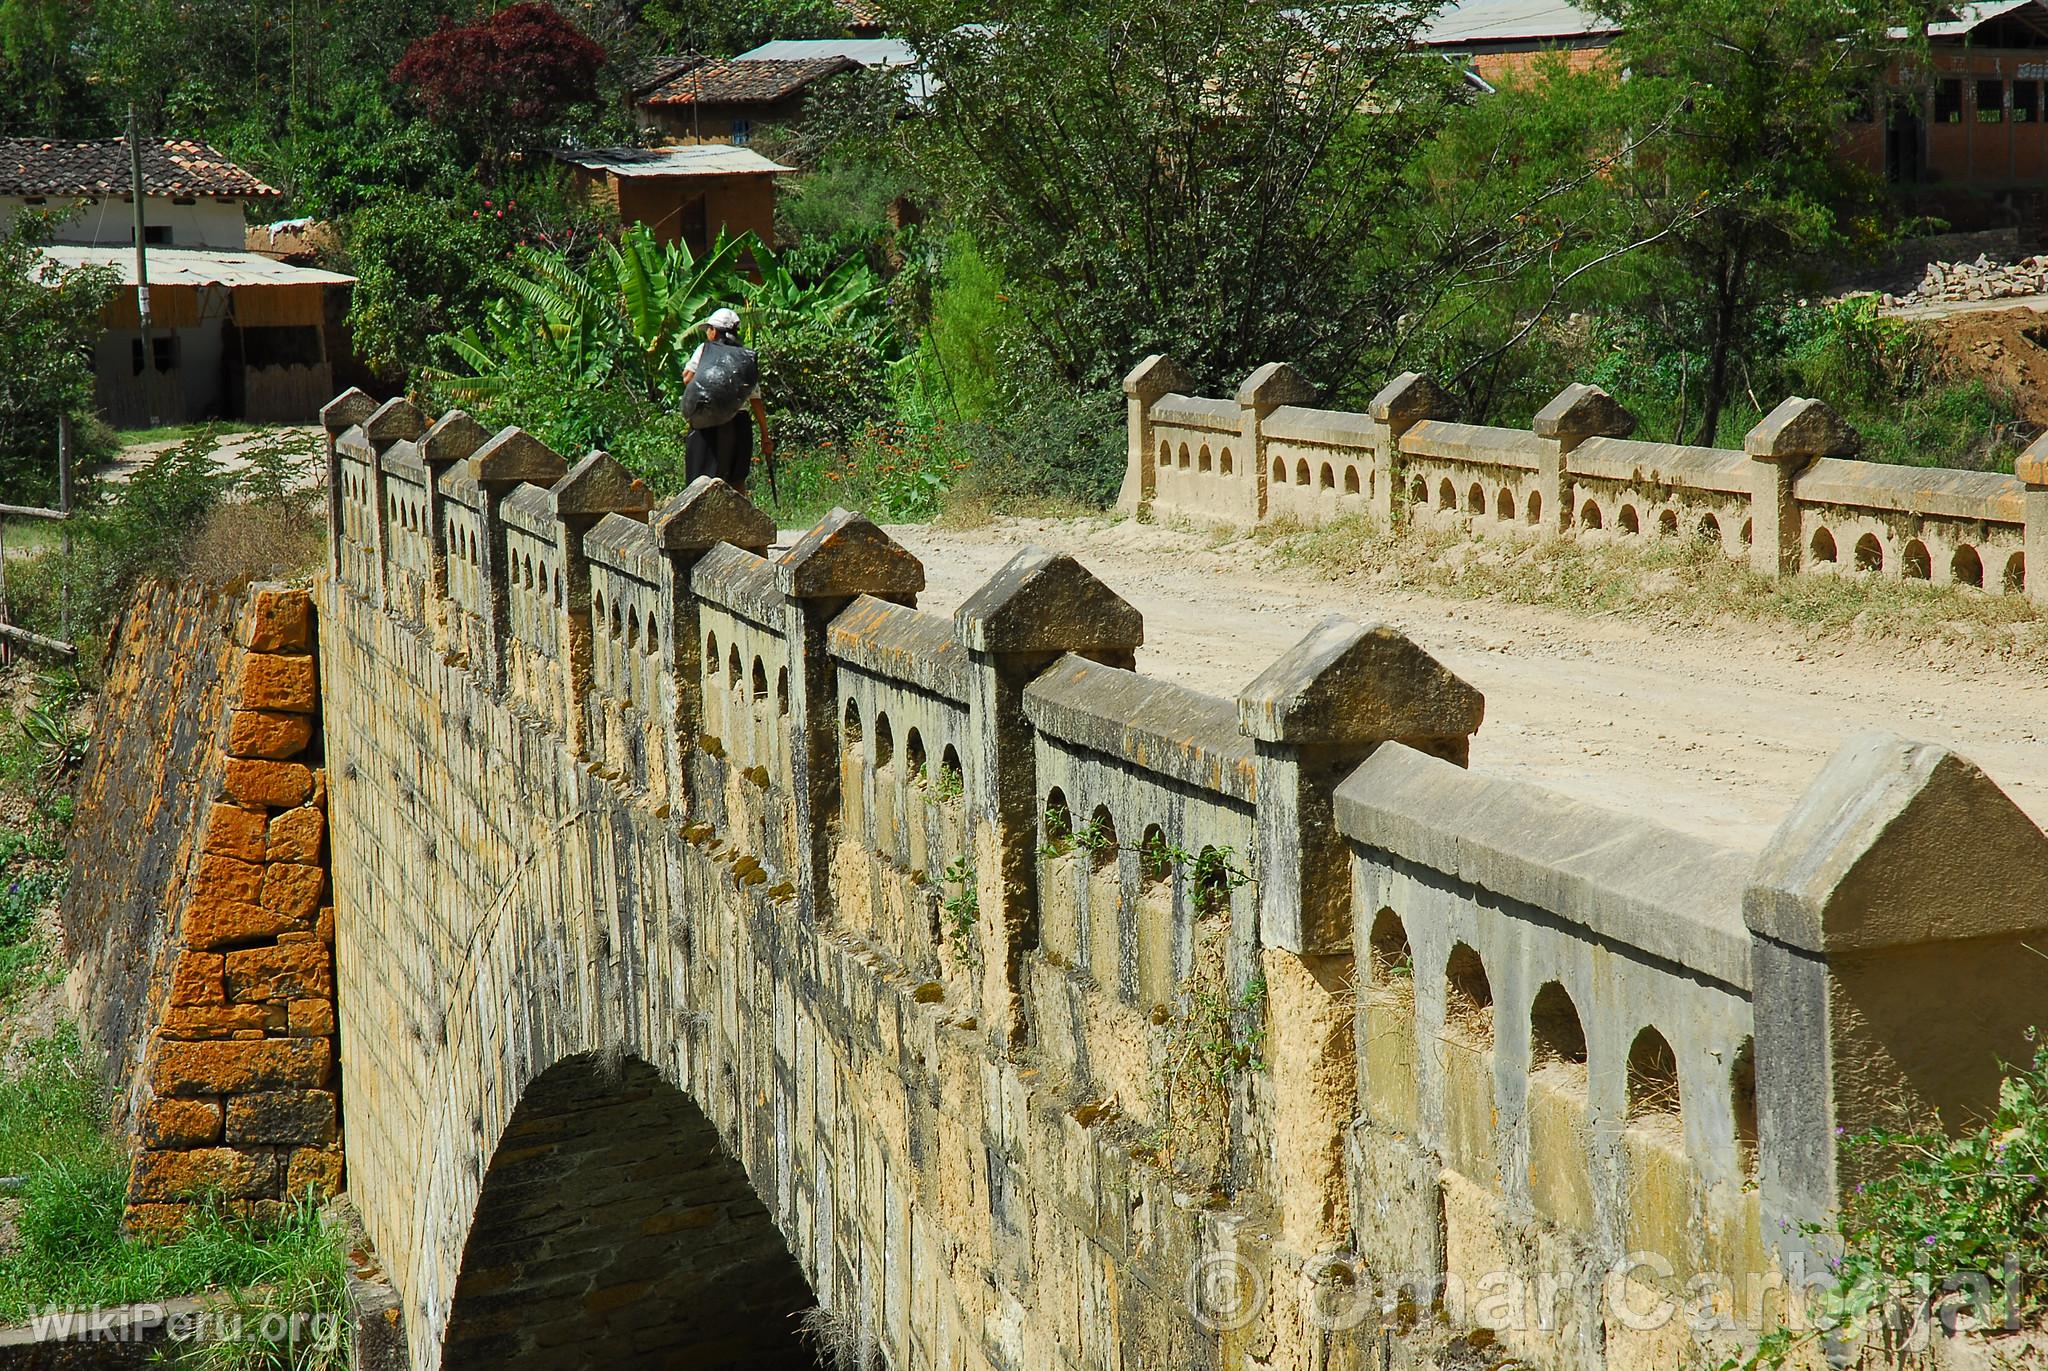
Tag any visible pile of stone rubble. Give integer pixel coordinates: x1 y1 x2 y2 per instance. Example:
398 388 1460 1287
1882 253 2048 306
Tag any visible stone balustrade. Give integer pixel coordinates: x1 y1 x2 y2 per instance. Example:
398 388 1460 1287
322 388 2048 1371
1122 359 2048 600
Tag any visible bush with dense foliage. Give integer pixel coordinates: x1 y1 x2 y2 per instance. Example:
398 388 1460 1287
392 2 606 166
0 217 117 507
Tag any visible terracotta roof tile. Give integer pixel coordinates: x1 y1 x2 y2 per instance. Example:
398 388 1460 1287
641 56 857 107
835 0 886 28
0 138 280 199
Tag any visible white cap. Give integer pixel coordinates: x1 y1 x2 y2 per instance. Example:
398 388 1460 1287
707 307 741 330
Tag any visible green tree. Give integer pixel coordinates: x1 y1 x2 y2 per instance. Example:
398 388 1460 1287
1590 0 1922 444
897 0 1460 391
0 216 115 506
636 0 842 57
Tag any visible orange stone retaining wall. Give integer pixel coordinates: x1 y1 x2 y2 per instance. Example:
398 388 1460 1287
114 586 340 1235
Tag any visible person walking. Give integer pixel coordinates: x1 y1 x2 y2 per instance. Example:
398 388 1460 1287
682 307 774 495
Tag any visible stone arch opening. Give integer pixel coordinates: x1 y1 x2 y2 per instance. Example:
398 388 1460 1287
1438 478 1456 510
1659 508 1678 536
1368 909 1411 990
705 631 720 680
1410 476 1428 506
1626 1025 1682 1127
440 1053 825 1370
751 658 769 703
1296 459 1312 487
1198 444 1212 472
1496 488 1514 521
1466 482 1484 514
1529 981 1587 1072
1580 500 1602 531
1087 804 1117 872
1272 457 1287 485
842 697 861 746
873 713 894 771
1854 532 1884 572
905 728 927 783
727 644 742 688
1219 447 1233 475
1618 504 1639 535
1525 491 1542 525
776 667 789 717
2005 551 2026 593
1177 443 1190 469
1810 527 1837 564
1953 544 1984 587
1159 440 1171 472
1344 466 1360 495
1321 462 1336 491
1444 943 1493 1045
1696 513 1721 545
1731 1037 1759 1181
1903 539 1931 580
1138 822 1171 887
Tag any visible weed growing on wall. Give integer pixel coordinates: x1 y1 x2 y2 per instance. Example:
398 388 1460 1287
939 855 978 967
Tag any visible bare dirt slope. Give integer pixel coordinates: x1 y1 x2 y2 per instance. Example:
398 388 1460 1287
892 518 2048 852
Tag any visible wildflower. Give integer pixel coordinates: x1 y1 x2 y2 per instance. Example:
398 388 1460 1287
1923 1235 1939 1246
1835 1127 1846 1137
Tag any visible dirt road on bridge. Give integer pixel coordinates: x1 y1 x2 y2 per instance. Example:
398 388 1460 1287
889 517 2048 851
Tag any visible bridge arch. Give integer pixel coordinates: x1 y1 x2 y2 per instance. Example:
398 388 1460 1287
440 1051 824 1370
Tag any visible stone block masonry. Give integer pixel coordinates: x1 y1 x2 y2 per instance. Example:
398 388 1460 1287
116 586 341 1235
297 388 2048 1371
1121 356 2048 602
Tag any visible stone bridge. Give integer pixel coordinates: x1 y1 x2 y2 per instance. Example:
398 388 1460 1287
214 389 2048 1370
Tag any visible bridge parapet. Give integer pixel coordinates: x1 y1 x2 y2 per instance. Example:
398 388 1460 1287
319 398 2048 1371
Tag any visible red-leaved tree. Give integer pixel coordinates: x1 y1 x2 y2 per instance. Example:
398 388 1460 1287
393 3 605 163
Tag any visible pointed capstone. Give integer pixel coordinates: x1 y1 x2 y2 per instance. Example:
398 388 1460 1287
652 477 776 554
1368 372 1454 429
1123 353 1194 402
2018 429 2048 487
1533 383 1636 442
362 396 427 447
1745 397 1860 461
553 450 651 520
1236 361 1317 415
776 508 925 601
467 427 568 487
320 388 377 437
1238 617 1485 746
419 411 490 467
1746 732 2048 952
954 547 1144 658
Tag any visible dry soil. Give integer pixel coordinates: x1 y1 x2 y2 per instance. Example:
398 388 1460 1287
890 517 2048 852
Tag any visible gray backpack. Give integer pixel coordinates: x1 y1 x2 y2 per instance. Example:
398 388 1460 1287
682 340 760 430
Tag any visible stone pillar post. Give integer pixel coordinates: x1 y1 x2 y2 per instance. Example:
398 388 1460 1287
319 389 375 582
1746 733 2048 1284
775 510 926 921
1237 362 1317 523
359 398 426 611
953 548 1143 1046
1117 354 1193 518
464 427 567 696
1531 383 1635 533
549 451 652 761
650 478 775 818
417 411 488 622
1237 617 1484 956
2017 432 2048 602
1745 397 1859 578
1366 372 1453 526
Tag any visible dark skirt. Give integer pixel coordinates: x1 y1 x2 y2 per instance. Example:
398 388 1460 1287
685 412 754 491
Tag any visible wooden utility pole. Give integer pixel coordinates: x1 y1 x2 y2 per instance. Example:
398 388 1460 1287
129 102 158 427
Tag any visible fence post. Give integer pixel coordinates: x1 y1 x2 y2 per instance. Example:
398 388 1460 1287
1532 383 1635 532
550 451 652 761
466 427 568 696
1118 354 1193 518
954 547 1143 1047
776 509 926 922
1237 362 1316 524
1366 372 1453 526
2017 431 2048 601
319 389 376 581
651 478 775 816
1746 398 1859 578
1238 617 1484 956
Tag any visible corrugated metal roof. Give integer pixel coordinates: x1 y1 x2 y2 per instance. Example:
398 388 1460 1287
556 145 794 177
1416 0 1618 46
36 245 355 288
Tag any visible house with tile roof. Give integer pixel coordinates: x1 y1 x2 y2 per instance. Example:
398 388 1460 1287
4 138 357 426
636 55 859 144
